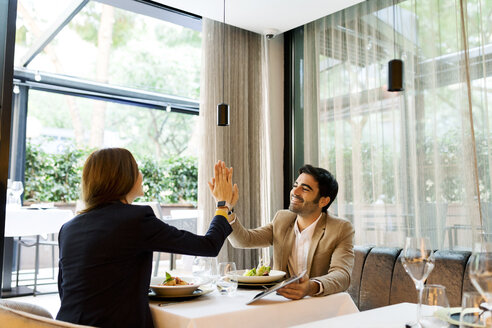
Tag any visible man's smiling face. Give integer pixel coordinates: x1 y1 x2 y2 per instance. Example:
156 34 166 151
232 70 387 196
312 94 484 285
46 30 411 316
289 173 324 216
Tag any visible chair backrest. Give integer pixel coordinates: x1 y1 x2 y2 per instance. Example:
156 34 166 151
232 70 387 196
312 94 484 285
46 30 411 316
350 246 476 310
389 251 417 305
347 245 373 307
0 301 94 327
426 250 471 307
0 300 52 319
358 247 401 311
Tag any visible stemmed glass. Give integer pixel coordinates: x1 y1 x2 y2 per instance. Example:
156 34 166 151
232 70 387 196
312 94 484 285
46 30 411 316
468 241 492 311
216 262 238 296
401 237 435 327
8 181 23 209
192 256 218 287
420 284 449 328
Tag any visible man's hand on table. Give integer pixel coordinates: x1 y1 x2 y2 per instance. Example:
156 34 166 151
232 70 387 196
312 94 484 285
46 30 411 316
276 276 320 300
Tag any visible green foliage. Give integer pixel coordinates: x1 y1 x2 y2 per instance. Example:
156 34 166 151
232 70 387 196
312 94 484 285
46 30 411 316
70 2 134 48
24 140 198 205
139 156 198 205
24 141 89 202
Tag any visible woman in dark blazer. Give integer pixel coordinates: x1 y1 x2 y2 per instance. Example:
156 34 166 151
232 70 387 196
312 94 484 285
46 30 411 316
56 148 237 328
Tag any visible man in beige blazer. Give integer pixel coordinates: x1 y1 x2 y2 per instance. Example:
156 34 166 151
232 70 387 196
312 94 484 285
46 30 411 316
225 165 354 300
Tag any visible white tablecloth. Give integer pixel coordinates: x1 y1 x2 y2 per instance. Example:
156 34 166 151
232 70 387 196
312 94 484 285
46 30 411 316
150 290 358 328
4 208 74 237
292 303 425 328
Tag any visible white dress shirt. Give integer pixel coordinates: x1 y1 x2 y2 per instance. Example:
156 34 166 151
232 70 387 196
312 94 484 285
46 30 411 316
288 213 324 295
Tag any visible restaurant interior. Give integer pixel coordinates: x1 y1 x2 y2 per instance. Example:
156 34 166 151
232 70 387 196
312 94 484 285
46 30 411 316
1 0 492 327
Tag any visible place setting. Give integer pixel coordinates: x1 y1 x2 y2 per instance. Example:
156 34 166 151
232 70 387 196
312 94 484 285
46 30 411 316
232 258 286 289
148 273 214 302
402 236 492 328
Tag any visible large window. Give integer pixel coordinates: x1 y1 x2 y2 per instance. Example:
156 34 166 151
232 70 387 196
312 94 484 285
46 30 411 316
301 0 492 249
13 0 201 205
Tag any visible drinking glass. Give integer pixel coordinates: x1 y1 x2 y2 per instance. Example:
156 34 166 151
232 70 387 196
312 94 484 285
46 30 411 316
192 256 218 286
469 242 492 307
216 262 238 296
420 284 449 328
401 237 435 327
459 291 491 328
8 181 23 209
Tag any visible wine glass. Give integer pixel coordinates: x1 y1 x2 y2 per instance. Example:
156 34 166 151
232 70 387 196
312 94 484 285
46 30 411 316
9 181 24 209
420 284 449 328
216 262 238 296
469 241 492 308
459 291 491 328
401 237 435 327
192 256 217 286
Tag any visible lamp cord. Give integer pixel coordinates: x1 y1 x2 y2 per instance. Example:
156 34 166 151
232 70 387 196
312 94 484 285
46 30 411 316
393 0 396 59
222 0 225 102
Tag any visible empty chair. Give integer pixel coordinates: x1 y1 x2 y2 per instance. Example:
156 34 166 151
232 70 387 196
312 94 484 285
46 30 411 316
389 251 419 306
426 250 471 307
0 299 94 327
359 247 401 310
16 233 58 295
347 245 373 308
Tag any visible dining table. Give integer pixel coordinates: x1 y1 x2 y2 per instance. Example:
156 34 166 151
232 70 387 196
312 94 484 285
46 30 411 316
290 302 450 328
150 289 358 328
2 207 74 297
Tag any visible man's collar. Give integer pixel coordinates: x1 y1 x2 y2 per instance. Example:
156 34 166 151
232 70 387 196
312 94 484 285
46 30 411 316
295 212 323 234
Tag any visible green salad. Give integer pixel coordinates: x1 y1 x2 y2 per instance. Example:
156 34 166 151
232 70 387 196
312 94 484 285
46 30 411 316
243 265 271 276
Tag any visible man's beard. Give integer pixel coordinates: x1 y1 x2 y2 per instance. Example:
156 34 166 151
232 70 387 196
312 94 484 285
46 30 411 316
289 195 320 215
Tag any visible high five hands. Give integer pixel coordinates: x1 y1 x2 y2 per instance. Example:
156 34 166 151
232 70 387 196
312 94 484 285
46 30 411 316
208 161 239 219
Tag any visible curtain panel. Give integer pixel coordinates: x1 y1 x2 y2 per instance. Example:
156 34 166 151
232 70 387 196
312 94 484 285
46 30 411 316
304 0 492 249
198 18 283 267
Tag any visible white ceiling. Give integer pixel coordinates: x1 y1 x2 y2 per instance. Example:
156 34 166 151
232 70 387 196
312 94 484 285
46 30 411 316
153 0 365 35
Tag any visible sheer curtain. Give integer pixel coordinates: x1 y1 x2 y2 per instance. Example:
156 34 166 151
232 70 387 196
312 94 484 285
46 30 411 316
304 0 491 249
198 18 283 267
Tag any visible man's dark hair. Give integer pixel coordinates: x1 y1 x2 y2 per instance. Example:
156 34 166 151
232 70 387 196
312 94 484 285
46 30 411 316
298 164 338 213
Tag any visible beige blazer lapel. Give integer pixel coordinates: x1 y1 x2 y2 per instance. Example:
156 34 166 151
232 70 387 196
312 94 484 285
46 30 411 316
280 220 296 274
305 213 327 277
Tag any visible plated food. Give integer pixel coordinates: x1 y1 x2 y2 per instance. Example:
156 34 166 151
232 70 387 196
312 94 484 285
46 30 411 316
234 269 286 284
159 272 192 286
149 273 201 297
243 265 271 277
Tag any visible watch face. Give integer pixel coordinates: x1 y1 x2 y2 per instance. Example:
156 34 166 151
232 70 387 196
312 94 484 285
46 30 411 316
217 201 226 207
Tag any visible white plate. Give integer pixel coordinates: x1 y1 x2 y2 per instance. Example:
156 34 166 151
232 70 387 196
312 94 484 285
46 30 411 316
150 287 214 299
435 307 486 328
149 276 203 296
233 270 286 283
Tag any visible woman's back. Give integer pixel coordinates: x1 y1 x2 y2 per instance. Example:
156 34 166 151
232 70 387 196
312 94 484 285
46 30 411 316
57 202 155 328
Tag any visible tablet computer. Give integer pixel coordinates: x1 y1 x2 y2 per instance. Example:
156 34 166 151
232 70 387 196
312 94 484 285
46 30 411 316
246 270 307 305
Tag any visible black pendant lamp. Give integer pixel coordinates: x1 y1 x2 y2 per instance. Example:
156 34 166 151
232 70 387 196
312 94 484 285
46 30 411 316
388 1 404 92
217 0 230 126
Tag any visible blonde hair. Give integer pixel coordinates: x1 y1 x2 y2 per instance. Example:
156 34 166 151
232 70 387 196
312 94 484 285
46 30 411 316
80 148 139 213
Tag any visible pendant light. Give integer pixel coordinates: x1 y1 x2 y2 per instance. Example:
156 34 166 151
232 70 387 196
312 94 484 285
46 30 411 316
388 0 404 92
217 0 230 126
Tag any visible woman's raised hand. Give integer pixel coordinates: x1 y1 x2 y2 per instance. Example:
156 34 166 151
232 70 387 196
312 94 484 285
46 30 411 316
208 160 238 208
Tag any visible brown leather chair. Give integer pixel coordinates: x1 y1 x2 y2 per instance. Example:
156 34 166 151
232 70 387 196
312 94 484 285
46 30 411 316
347 245 373 307
463 253 478 295
359 247 401 311
426 250 471 307
389 251 418 305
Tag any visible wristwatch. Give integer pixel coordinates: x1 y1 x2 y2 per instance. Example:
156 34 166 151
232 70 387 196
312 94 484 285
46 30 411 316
217 201 234 215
